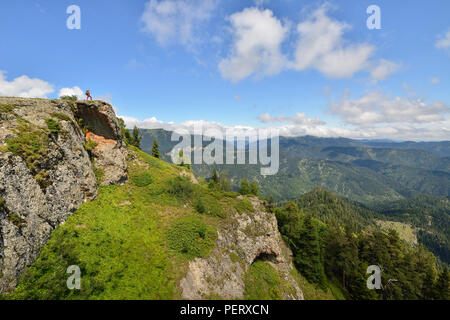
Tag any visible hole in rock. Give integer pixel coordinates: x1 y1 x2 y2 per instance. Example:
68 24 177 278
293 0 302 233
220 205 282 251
252 250 278 264
75 104 116 140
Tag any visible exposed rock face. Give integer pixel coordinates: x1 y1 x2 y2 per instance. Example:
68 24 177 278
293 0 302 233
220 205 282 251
181 196 304 300
0 97 127 293
76 101 128 186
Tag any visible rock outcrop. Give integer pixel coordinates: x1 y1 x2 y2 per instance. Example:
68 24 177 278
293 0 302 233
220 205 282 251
180 196 304 300
0 97 127 293
77 100 128 186
0 97 302 299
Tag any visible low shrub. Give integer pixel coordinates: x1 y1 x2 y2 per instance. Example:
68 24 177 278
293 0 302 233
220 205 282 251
6 122 49 173
45 118 61 134
0 104 16 114
35 170 51 189
167 216 217 259
193 194 224 218
131 171 153 187
60 95 78 102
51 112 72 122
7 212 26 228
167 176 194 199
234 198 255 213
84 140 98 159
93 166 105 185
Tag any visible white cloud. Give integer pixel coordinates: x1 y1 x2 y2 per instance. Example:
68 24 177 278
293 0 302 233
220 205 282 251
292 6 374 79
58 86 84 100
219 6 398 82
369 59 401 81
119 113 450 141
218 7 289 82
329 91 449 125
436 29 450 49
431 77 440 84
258 112 325 126
141 0 216 48
0 71 54 98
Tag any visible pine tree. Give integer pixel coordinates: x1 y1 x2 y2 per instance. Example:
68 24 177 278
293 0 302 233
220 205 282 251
152 138 160 158
212 168 219 184
421 268 436 300
239 179 251 195
294 215 325 286
250 181 259 196
132 126 142 149
434 266 450 300
219 171 231 191
124 130 132 145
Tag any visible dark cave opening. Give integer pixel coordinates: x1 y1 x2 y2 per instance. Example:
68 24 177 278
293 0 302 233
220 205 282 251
252 251 278 264
75 104 116 140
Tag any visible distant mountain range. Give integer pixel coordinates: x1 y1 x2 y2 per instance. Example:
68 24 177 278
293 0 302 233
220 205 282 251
138 127 450 265
138 128 450 205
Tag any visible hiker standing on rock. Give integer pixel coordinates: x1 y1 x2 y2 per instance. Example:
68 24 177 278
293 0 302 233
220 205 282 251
86 90 93 101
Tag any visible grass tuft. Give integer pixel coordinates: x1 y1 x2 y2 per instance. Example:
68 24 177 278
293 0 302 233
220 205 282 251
131 171 153 187
45 118 61 134
167 216 217 259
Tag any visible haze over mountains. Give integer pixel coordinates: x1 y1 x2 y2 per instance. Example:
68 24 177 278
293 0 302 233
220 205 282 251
139 129 450 204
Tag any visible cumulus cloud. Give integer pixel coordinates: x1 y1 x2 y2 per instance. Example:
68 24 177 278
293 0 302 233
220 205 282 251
436 29 450 49
58 86 84 100
329 91 449 125
369 59 401 82
292 6 374 79
219 6 398 82
218 8 289 82
258 112 325 126
119 112 450 141
140 0 216 47
0 71 54 98
431 77 440 84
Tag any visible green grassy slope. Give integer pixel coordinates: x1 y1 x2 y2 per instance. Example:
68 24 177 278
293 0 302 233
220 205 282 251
5 147 222 299
4 146 330 300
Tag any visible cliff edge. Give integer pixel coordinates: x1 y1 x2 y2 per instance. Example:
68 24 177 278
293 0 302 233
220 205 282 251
0 97 127 293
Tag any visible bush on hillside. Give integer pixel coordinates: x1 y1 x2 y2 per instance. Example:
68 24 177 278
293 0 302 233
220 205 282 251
167 216 217 259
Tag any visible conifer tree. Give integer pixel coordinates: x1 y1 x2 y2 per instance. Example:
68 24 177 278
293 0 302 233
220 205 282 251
250 181 259 196
125 130 132 145
421 268 436 300
219 171 231 191
132 126 142 149
294 215 325 286
434 266 450 300
152 138 160 158
212 168 219 184
239 179 251 195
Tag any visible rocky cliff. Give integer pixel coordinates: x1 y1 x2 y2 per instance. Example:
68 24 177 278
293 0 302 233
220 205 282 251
0 97 127 293
0 97 303 300
181 196 304 300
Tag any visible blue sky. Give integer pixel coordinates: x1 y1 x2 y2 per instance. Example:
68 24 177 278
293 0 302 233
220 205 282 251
0 0 449 140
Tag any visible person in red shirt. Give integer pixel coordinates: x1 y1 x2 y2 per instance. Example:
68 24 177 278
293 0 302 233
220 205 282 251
86 90 93 101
